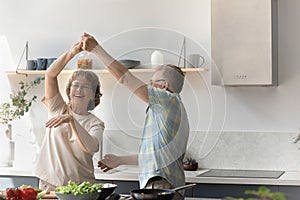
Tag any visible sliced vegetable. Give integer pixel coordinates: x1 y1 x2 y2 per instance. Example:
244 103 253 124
36 189 48 200
55 180 103 195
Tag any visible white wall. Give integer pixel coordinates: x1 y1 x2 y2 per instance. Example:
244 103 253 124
1 0 300 168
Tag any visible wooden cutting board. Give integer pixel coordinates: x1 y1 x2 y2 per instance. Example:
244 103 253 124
41 191 58 199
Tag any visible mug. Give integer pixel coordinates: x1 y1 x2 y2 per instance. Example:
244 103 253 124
46 58 56 69
187 54 205 68
26 60 37 70
36 58 47 70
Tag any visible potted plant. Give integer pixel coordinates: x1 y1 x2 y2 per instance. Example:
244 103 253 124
225 186 286 200
0 76 44 167
183 156 199 171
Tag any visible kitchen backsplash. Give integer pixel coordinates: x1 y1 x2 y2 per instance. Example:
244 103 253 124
8 117 300 171
102 130 300 171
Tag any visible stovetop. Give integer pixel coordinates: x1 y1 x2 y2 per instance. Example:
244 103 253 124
197 169 285 179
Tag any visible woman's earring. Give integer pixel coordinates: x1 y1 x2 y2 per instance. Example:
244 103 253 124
87 99 95 110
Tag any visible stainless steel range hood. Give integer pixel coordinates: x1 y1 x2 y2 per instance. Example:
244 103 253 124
211 0 278 86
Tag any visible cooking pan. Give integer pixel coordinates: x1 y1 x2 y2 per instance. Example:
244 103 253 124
130 183 196 200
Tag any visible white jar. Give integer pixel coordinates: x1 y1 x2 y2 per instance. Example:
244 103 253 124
151 50 164 68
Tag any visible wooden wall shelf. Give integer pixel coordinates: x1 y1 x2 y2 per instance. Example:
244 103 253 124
6 68 208 76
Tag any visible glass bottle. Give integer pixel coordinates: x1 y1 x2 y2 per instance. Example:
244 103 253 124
77 51 93 69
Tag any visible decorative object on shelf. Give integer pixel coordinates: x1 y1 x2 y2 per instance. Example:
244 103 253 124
77 51 93 69
150 50 164 68
187 54 205 68
183 157 198 171
177 36 187 68
177 36 206 69
118 59 141 69
0 76 44 167
15 41 57 73
225 185 286 200
26 59 37 70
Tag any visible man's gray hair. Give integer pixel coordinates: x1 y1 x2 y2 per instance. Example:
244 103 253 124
157 64 185 93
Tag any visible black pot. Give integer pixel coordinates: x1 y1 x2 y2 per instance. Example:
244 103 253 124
97 183 117 200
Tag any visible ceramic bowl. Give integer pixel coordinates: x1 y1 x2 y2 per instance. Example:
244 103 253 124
55 192 100 200
55 183 117 200
118 59 141 69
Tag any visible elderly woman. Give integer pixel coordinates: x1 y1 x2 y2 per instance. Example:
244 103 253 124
35 41 104 191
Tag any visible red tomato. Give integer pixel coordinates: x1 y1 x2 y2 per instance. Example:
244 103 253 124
20 188 37 200
6 188 15 197
14 188 21 198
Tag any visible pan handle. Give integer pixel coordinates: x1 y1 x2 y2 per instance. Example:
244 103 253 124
173 183 197 192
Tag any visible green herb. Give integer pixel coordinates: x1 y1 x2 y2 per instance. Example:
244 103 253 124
55 180 103 195
184 157 197 164
225 186 286 200
0 76 44 125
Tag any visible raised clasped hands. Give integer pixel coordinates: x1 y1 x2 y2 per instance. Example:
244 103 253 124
80 32 99 52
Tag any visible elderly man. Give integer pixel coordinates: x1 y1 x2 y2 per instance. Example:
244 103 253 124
82 32 190 200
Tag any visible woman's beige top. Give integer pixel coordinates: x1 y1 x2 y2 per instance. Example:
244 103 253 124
35 93 105 187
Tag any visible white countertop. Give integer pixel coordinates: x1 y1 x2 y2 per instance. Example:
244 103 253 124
93 166 300 186
2 166 300 186
117 198 217 200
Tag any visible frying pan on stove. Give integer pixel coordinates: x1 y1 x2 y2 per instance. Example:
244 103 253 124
130 183 196 200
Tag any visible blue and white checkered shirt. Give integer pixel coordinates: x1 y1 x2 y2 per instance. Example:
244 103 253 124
138 85 190 188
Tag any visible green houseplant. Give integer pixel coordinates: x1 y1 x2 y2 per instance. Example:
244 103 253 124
183 157 199 171
0 76 44 167
225 186 286 200
0 76 44 128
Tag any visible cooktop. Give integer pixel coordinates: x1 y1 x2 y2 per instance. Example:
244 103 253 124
197 169 285 179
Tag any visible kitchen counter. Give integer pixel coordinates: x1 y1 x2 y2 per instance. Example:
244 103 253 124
185 199 221 200
1 166 300 186
93 166 300 186
0 190 219 200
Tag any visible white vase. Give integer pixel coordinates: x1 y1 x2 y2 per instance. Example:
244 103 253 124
0 137 15 167
151 50 164 68
0 124 15 167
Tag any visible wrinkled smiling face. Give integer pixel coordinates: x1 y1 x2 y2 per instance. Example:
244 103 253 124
69 78 94 108
150 70 167 90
